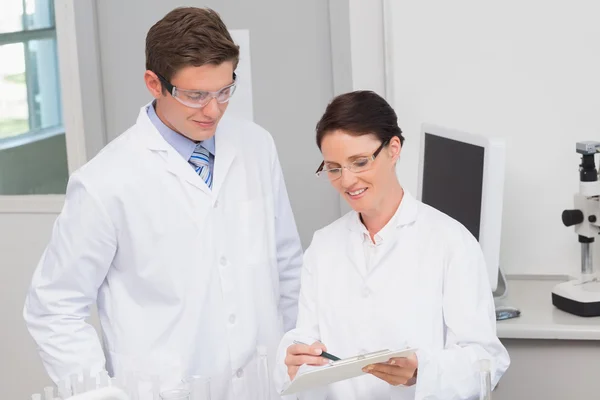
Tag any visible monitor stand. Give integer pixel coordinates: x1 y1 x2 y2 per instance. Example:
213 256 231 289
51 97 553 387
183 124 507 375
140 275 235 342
493 267 521 321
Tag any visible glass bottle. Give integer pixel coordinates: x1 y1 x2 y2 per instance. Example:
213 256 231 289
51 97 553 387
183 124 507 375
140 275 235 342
257 345 271 400
181 375 210 400
159 388 190 400
478 359 492 400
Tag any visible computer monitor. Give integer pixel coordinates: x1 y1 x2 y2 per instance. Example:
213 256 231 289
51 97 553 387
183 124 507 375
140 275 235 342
417 124 506 292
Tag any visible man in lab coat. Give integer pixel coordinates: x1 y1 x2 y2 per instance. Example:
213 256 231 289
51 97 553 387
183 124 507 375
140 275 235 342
23 7 303 399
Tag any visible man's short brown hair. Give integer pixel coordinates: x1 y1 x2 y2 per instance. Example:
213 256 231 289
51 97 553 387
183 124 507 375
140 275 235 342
145 7 239 81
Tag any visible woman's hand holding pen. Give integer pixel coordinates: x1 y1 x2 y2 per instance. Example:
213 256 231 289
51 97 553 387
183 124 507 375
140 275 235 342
362 353 419 387
285 341 330 380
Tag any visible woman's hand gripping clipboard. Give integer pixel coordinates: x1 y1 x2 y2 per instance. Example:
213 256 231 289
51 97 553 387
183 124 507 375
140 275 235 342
281 347 418 395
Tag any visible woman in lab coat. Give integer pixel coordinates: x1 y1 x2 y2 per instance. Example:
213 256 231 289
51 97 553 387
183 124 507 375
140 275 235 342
275 91 510 399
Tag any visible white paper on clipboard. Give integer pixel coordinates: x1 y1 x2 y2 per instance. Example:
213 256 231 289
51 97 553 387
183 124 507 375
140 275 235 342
280 347 417 395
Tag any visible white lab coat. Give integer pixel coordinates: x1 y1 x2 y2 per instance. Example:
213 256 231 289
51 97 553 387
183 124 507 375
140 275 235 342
23 105 303 400
274 191 510 400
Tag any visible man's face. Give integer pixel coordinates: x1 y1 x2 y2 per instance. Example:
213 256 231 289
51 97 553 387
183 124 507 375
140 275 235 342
145 61 235 141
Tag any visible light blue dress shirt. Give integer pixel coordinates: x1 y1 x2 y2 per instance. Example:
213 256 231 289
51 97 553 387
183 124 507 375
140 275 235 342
146 102 215 171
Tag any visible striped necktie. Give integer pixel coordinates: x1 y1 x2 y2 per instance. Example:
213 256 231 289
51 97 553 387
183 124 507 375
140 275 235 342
188 143 213 189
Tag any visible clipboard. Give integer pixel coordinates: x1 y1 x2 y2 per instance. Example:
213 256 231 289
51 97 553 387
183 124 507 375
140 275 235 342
280 347 417 395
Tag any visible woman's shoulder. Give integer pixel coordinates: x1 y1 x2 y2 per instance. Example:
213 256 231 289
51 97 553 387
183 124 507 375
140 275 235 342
310 210 357 246
415 200 479 247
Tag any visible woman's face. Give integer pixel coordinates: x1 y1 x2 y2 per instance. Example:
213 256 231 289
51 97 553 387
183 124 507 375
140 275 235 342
319 130 402 215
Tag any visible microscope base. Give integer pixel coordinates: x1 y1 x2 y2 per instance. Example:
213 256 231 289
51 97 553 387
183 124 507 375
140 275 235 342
552 280 600 317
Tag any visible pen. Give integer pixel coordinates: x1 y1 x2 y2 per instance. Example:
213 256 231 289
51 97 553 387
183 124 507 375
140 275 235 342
293 340 341 361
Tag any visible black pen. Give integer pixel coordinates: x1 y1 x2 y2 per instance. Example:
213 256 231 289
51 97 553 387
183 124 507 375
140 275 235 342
293 340 341 361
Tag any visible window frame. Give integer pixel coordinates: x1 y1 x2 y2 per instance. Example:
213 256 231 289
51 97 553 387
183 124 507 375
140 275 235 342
0 0 63 144
0 0 100 213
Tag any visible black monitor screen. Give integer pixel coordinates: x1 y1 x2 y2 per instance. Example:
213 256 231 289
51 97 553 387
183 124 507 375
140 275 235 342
421 133 484 240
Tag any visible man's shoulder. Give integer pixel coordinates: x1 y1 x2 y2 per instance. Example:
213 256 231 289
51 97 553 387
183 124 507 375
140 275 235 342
218 115 275 149
72 123 141 186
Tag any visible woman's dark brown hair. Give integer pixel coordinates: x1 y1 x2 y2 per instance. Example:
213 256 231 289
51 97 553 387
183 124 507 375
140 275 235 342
316 91 405 149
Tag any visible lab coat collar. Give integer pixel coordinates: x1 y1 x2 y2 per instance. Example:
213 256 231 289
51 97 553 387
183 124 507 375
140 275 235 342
345 188 418 278
137 103 171 152
135 103 237 199
347 187 419 235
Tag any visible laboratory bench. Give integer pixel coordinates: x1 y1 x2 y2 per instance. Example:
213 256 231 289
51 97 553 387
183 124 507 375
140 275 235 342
493 275 600 400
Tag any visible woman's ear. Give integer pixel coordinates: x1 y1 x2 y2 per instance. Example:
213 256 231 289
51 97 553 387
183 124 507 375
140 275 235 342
388 136 402 162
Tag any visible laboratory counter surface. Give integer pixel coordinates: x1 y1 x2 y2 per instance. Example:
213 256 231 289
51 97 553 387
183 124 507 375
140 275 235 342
496 274 600 341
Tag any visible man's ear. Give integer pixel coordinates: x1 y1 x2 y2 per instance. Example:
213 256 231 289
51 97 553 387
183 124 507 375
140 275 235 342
144 70 163 99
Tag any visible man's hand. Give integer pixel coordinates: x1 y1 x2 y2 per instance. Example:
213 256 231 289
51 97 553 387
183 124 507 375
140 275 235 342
362 353 418 386
285 341 330 380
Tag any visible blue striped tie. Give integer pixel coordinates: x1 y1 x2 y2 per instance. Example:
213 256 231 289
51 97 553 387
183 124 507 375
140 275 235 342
188 144 213 189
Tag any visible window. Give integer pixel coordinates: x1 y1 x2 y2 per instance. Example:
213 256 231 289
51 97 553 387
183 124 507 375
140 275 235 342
0 0 68 195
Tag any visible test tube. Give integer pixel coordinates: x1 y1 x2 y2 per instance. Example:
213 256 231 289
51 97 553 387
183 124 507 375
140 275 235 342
83 368 96 392
159 389 190 400
151 374 161 400
256 345 270 400
127 371 140 400
478 359 492 400
98 370 110 388
43 386 54 400
182 375 210 400
70 373 83 396
58 377 72 399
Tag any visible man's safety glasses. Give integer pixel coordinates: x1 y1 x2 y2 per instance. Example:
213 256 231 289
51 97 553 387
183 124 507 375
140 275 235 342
155 72 237 109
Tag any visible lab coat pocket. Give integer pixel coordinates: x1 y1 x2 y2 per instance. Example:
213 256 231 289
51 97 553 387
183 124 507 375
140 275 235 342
239 195 274 267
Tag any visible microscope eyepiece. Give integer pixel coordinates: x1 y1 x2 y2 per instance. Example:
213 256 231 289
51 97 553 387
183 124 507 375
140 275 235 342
579 154 598 182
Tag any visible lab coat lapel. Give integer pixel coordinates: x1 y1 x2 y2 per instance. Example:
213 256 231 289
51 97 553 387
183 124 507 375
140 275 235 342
346 214 368 279
136 106 212 196
344 190 420 279
212 120 237 200
364 190 420 277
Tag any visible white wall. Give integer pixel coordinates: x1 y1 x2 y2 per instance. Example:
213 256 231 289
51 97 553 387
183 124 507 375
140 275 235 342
382 0 600 277
0 213 60 396
329 0 388 215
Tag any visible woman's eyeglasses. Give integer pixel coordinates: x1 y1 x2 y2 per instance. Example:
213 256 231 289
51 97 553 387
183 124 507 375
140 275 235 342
315 139 390 181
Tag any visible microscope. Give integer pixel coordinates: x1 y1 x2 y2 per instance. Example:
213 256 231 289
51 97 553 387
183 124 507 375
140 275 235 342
552 141 600 317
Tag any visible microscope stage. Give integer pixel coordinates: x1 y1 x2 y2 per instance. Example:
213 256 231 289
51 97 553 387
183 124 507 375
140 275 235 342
552 280 600 317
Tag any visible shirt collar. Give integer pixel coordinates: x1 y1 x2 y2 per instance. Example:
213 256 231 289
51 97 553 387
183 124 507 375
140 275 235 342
348 189 419 243
146 101 215 160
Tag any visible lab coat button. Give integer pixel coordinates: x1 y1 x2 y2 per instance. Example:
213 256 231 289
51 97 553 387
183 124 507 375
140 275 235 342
220 256 227 266
214 200 219 208
236 368 244 378
229 314 236 324
362 287 370 298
